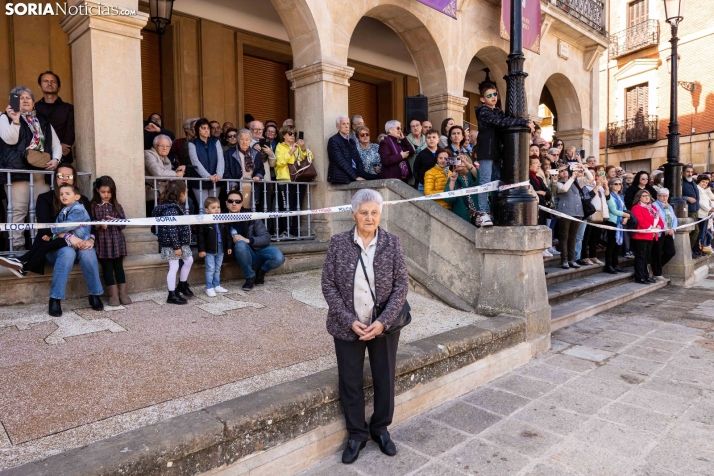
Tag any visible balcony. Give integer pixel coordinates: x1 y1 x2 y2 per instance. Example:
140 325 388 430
609 20 660 59
548 0 607 37
607 116 659 147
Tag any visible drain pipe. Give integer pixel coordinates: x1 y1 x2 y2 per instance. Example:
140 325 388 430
707 131 712 172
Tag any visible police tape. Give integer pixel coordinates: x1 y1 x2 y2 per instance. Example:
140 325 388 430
1 180 530 230
539 205 713 234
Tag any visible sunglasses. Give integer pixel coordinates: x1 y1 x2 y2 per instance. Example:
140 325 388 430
227 134 237 139
286 131 295 136
359 133 369 137
56 173 74 179
486 92 498 98
226 199 243 204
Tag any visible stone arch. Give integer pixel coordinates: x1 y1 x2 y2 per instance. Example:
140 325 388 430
269 0 322 66
461 46 510 100
540 73 583 132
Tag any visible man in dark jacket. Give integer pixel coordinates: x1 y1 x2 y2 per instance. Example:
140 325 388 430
682 165 701 255
35 71 75 164
475 81 534 224
327 115 367 184
226 190 285 290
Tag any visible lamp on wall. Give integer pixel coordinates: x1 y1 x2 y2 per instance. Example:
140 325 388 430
149 0 175 35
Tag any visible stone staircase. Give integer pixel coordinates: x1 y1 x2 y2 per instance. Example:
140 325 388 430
543 252 668 331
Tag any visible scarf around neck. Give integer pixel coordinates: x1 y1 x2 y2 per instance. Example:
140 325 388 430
21 110 44 151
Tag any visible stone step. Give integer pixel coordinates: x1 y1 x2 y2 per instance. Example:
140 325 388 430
547 267 636 305
542 248 607 268
550 278 669 331
545 257 634 285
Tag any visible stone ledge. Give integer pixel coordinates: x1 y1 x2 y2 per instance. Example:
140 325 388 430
0 316 526 476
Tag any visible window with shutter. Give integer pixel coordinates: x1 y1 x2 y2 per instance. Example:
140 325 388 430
140 29 162 120
243 55 290 125
628 0 648 27
626 84 648 119
348 80 378 135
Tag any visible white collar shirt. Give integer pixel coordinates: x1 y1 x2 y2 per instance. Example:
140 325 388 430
353 228 378 325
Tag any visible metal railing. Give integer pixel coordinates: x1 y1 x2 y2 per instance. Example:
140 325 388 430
550 0 607 37
146 176 317 242
607 116 659 147
1 169 93 254
609 20 659 59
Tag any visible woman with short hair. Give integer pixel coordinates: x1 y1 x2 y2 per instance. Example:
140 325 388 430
630 189 665 284
321 189 408 465
274 124 311 237
652 188 678 279
354 125 381 179
378 120 414 182
224 129 265 206
187 118 224 210
696 175 713 254
605 177 629 274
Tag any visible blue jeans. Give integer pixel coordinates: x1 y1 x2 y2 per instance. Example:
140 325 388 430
204 252 224 289
232 242 285 279
574 222 587 260
477 159 500 213
45 247 103 300
417 183 424 193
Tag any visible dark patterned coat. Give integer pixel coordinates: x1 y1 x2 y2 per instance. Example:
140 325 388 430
152 202 191 250
321 227 408 341
90 202 127 259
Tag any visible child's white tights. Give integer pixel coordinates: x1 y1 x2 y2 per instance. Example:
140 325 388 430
167 256 194 291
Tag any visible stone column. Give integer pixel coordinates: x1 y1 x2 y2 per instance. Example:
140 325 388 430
286 61 354 240
428 94 469 129
555 129 593 158
474 226 552 355
663 218 696 286
61 1 156 254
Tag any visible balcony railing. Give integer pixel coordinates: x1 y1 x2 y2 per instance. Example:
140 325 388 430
609 20 660 59
607 116 659 147
550 0 607 37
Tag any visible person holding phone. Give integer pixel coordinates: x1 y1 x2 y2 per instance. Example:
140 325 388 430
443 154 480 224
378 120 414 182
275 124 310 237
423 149 452 209
1 86 62 250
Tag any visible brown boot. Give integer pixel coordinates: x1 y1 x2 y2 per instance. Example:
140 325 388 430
118 283 132 305
106 284 120 307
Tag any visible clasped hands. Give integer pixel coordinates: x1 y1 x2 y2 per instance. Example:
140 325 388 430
351 320 385 341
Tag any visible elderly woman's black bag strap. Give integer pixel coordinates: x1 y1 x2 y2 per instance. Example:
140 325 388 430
356 245 411 335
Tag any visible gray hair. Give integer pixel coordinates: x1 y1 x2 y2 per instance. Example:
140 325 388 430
282 118 295 126
153 134 173 148
10 86 34 103
183 117 199 131
385 120 400 134
335 114 349 126
351 189 384 213
657 187 670 196
237 128 252 139
548 148 560 155
608 177 623 188
351 115 363 125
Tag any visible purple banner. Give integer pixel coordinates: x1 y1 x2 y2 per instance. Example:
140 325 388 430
500 0 542 54
417 0 457 19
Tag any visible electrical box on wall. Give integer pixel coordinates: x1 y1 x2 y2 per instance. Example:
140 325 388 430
558 40 570 60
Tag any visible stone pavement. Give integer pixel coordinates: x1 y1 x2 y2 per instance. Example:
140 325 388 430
0 270 484 472
299 281 714 476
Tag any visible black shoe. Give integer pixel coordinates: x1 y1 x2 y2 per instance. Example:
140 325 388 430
88 295 104 311
646 277 657 283
341 439 367 464
568 261 581 269
255 268 266 286
242 278 255 291
603 266 617 274
177 281 194 297
166 290 187 305
48 298 62 317
576 259 590 266
371 433 397 456
635 278 651 284
613 266 625 272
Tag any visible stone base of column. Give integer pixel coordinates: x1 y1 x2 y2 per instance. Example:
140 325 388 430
124 227 158 256
474 226 552 355
663 218 696 286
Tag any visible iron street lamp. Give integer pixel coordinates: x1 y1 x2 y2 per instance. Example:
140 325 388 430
149 0 175 35
662 0 687 219
492 0 538 226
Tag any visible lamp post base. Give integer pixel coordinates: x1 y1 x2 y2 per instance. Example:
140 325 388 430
492 189 538 226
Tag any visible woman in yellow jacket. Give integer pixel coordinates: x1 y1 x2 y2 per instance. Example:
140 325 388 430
274 125 310 238
423 149 451 209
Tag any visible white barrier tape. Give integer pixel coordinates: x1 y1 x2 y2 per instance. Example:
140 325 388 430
539 205 713 234
1 180 529 230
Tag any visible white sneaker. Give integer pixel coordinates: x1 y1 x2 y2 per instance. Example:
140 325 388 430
214 286 228 293
205 288 216 297
481 213 494 227
542 250 553 257
548 247 561 256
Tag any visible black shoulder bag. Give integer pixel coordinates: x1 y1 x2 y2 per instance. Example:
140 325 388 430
574 181 596 220
356 246 411 335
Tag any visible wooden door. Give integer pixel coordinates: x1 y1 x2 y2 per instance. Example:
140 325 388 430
348 79 379 135
243 55 290 125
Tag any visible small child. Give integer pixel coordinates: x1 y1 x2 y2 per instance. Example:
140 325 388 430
91 176 130 307
152 180 194 305
0 185 90 277
196 197 232 297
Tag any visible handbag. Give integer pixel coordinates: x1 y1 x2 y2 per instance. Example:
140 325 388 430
388 137 412 180
574 181 596 220
356 245 411 335
23 149 51 168
289 150 317 182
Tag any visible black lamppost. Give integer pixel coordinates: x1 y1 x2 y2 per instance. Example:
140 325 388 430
492 0 538 226
662 0 687 219
149 0 175 35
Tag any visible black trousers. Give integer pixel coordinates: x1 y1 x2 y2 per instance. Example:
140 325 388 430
334 330 400 442
582 222 601 259
277 183 305 236
632 239 653 281
605 228 620 268
20 236 67 270
558 218 581 262
651 234 676 277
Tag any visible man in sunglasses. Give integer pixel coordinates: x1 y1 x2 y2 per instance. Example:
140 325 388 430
475 80 535 226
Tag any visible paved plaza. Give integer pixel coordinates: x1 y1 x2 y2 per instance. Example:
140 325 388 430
299 280 714 476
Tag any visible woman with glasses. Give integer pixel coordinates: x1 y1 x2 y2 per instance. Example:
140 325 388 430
274 124 311 238
630 189 664 284
144 134 185 216
605 178 630 274
652 188 678 280
354 126 381 179
222 127 238 152
624 171 657 211
224 129 265 207
378 120 414 182
553 139 564 151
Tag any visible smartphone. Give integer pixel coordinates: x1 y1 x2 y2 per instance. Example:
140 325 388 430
9 94 20 113
298 131 304 141
599 171 606 176
569 163 580 171
258 138 268 149
580 150 586 160
446 157 461 167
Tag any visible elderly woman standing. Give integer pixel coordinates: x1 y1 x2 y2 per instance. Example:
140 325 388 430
321 189 408 465
1 86 61 250
144 134 185 215
223 128 265 206
631 189 665 284
378 120 414 182
354 125 381 179
652 188 677 280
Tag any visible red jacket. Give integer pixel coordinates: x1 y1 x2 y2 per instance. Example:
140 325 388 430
631 204 665 241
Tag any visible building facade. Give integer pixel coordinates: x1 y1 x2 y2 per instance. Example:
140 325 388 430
1 0 607 239
600 0 714 172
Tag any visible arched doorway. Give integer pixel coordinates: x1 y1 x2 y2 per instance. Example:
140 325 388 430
540 73 583 148
538 84 557 143
462 46 509 130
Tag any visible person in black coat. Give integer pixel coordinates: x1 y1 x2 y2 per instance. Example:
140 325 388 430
327 115 367 184
529 157 552 225
411 129 440 191
624 171 657 210
143 113 175 151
